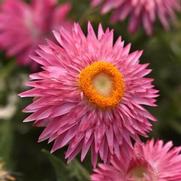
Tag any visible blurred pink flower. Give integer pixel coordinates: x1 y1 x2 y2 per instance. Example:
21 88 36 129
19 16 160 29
92 140 181 181
20 22 158 166
91 0 181 35
0 0 71 69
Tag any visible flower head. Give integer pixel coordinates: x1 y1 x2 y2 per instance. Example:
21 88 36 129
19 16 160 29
20 22 158 166
0 0 71 69
91 0 181 35
92 140 181 181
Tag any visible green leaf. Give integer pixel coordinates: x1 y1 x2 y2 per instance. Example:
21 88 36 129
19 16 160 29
42 150 90 181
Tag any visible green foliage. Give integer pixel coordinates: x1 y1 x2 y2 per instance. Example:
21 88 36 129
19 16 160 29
0 119 13 168
43 150 90 181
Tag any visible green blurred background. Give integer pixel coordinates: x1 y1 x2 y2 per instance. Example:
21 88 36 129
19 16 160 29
0 0 181 180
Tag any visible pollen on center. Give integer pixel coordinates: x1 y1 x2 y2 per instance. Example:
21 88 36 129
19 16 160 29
92 72 113 97
79 61 125 108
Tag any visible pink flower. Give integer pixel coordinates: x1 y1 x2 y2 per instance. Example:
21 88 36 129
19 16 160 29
91 0 181 35
20 22 158 166
92 140 181 181
0 0 71 69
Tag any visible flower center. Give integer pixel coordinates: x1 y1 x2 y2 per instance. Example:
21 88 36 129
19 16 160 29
128 162 157 181
92 73 113 97
130 166 147 180
79 61 125 108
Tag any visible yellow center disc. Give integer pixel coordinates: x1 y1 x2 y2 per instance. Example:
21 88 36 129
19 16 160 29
79 61 125 108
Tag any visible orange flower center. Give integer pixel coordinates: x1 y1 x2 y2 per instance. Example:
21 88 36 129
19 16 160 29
79 61 125 108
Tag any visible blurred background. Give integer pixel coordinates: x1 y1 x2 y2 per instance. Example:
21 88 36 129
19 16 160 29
0 0 181 180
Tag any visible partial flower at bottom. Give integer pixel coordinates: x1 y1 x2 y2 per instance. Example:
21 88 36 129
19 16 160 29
92 140 181 181
20 22 158 166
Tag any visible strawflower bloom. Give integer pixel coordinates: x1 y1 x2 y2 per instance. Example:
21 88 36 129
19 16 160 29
20 22 158 166
92 140 181 181
0 0 71 69
91 0 181 35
